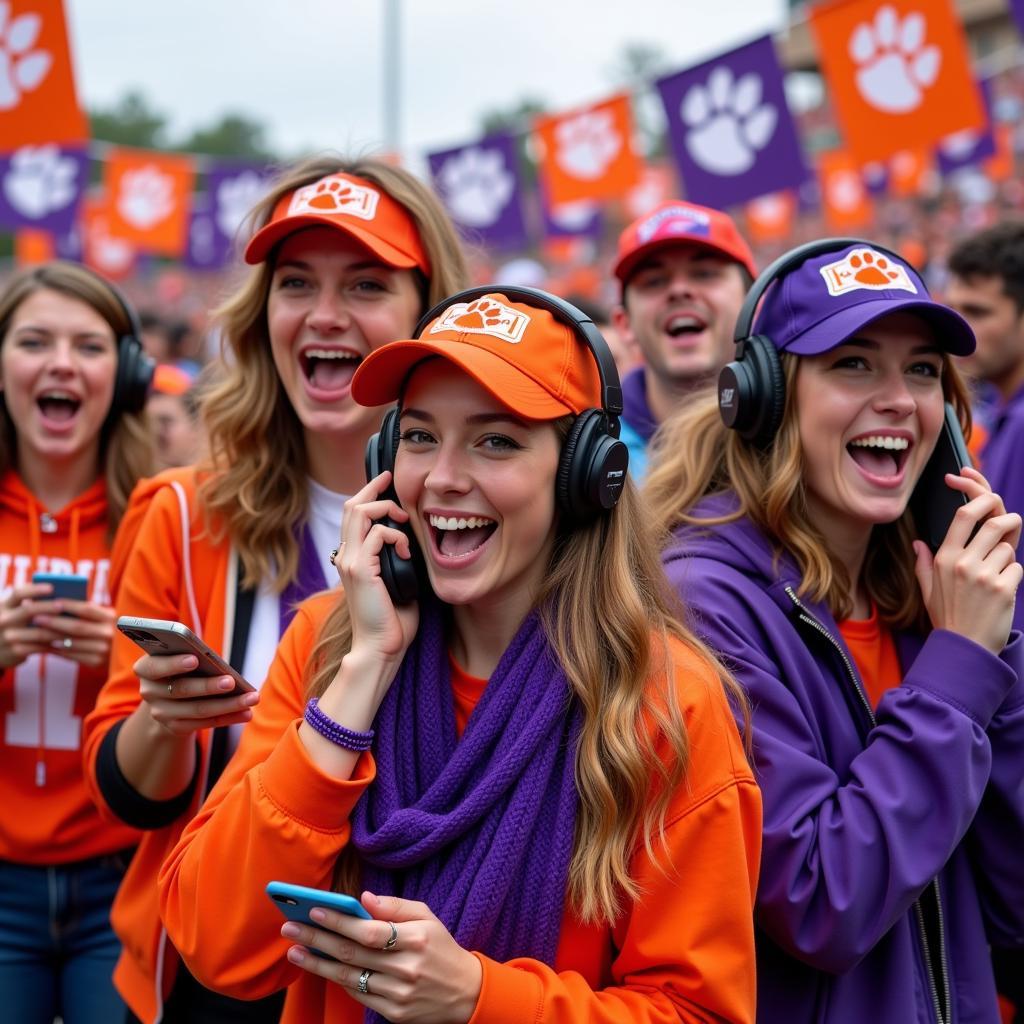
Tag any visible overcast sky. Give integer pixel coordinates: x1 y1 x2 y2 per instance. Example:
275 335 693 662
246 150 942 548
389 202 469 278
65 1 788 164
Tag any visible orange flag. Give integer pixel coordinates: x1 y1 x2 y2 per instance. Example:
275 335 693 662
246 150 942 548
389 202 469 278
535 94 642 205
103 148 195 257
810 0 985 164
0 1 87 148
744 191 797 245
14 227 54 264
819 151 874 231
81 195 137 280
985 123 1013 182
887 148 934 197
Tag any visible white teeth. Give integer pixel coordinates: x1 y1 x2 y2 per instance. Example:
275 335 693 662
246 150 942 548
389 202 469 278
429 514 494 530
304 349 358 361
39 390 76 401
850 435 909 450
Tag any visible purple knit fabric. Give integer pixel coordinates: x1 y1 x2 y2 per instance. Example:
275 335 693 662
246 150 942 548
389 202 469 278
278 520 328 637
350 602 581 1022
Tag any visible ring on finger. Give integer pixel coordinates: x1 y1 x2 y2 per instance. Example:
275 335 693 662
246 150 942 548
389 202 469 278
383 921 398 951
62 636 72 650
167 682 173 698
357 968 373 995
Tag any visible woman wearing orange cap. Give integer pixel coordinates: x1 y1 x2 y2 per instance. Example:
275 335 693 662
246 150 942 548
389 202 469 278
158 288 761 1023
82 156 468 1024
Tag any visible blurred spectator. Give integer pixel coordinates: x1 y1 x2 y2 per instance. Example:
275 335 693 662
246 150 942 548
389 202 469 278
146 363 204 470
138 310 174 363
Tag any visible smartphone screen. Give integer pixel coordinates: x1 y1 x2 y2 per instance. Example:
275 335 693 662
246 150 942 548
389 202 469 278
909 403 972 553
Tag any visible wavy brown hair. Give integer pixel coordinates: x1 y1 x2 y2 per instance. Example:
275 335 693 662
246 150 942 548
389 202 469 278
645 353 973 630
304 420 750 925
197 156 469 590
0 261 153 537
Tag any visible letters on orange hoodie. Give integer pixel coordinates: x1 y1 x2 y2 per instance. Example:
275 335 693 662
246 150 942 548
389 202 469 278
0 469 138 864
82 466 238 1023
159 594 763 1024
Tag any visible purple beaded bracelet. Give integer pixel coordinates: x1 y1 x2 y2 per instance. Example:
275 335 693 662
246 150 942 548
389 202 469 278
304 698 374 752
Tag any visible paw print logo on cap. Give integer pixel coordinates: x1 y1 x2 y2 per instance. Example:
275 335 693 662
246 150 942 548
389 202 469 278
820 247 918 297
288 175 380 221
433 298 531 344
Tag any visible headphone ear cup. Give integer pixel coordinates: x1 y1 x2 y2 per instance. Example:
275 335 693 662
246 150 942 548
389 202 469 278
718 335 785 448
114 336 155 416
557 410 629 525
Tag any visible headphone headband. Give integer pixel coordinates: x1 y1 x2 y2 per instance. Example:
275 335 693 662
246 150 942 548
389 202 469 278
413 284 623 422
733 236 912 344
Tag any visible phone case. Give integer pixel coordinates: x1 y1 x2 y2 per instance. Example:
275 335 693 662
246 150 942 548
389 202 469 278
910 403 973 553
31 573 89 600
266 881 372 960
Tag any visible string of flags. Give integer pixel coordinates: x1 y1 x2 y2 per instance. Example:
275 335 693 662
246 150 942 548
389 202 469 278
0 0 1018 279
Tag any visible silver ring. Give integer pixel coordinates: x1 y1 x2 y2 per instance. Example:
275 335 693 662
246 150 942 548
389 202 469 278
62 636 72 649
357 968 373 995
383 921 398 951
167 682 173 697
329 547 339 566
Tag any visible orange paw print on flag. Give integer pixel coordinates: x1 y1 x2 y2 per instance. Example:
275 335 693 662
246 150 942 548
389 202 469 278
849 251 900 286
453 299 507 331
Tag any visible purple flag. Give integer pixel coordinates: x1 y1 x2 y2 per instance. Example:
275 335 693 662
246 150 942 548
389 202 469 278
936 78 996 176
185 198 224 271
0 144 88 235
861 162 889 197
1011 0 1024 38
541 195 602 241
185 161 272 269
656 35 807 210
428 133 528 250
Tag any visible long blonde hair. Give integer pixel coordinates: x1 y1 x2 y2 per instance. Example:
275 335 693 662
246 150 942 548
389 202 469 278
198 155 469 590
304 420 750 925
0 262 153 536
645 354 973 629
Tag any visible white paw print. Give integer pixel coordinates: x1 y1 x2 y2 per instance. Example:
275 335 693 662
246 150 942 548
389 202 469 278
849 5 940 114
215 170 266 239
680 66 777 176
548 198 596 232
437 147 513 228
3 144 77 218
116 165 175 229
554 109 621 181
0 3 52 112
88 214 133 274
825 169 865 212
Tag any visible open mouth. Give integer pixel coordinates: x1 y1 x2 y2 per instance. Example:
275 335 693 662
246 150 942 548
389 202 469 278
846 434 912 477
428 513 498 559
37 390 81 423
300 348 361 392
665 314 707 339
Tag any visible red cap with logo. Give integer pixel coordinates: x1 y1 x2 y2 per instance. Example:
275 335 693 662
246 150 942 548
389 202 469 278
244 171 431 273
614 199 756 284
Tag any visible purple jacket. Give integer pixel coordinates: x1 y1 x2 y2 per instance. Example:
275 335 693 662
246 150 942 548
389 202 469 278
664 494 1024 1024
980 383 1024 632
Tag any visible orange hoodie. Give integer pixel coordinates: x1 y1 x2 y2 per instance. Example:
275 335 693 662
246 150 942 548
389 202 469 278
0 469 139 864
159 594 762 1024
82 466 240 1022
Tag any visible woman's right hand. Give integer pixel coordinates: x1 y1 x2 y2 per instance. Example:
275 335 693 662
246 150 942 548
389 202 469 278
914 468 1023 655
136 651 260 736
335 471 420 671
0 583 64 668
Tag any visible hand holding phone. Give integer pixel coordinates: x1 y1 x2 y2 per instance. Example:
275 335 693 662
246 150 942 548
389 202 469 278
910 403 974 553
267 881 371 960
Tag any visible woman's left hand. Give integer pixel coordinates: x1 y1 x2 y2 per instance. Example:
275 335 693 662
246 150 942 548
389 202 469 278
34 602 116 668
281 891 482 1023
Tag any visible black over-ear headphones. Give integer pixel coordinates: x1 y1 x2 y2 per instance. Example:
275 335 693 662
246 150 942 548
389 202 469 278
103 277 156 426
364 285 629 604
718 237 912 449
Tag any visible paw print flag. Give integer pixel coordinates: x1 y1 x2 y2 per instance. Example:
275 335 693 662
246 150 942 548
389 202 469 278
186 160 273 269
818 150 875 231
80 194 136 281
0 143 86 233
428 134 527 250
534 93 642 205
655 35 807 211
0 1 87 148
103 148 196 257
936 77 996 176
744 191 797 245
809 0 985 165
539 173 603 242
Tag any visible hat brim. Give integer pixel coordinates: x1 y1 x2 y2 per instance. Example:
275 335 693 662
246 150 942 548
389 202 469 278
615 237 756 284
351 339 575 420
244 214 421 269
782 298 976 358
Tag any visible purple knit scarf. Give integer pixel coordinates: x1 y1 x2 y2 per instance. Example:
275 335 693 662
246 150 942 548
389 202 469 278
350 602 581 1021
278 520 328 637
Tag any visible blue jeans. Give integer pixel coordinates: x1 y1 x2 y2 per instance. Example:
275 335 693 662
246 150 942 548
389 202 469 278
0 852 130 1024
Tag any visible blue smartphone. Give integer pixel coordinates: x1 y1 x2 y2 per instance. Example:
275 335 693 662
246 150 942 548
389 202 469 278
266 881 371 960
32 572 88 617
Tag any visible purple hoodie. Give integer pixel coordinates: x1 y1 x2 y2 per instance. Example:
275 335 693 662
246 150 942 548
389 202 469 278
664 494 1024 1024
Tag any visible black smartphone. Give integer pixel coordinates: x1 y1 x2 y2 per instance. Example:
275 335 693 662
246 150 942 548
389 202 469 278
364 413 422 605
910 403 973 553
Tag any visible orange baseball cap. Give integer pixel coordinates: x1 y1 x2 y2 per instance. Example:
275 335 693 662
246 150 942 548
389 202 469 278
614 199 756 283
351 292 601 420
151 363 194 396
244 171 431 273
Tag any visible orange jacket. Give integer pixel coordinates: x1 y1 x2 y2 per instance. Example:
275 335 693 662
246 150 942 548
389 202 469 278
0 469 139 864
82 466 240 1023
159 594 762 1023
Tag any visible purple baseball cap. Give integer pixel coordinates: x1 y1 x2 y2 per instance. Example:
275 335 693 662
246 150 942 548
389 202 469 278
754 243 975 357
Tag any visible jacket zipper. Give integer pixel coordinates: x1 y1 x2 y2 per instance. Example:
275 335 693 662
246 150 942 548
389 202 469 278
784 586 951 1024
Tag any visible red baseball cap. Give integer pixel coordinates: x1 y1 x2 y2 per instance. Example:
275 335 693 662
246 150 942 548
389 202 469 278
614 200 756 284
351 292 601 420
244 171 431 273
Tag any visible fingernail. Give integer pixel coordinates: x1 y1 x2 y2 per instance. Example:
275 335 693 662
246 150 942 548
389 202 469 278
309 908 326 923
218 677 234 690
287 947 306 964
281 922 301 938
